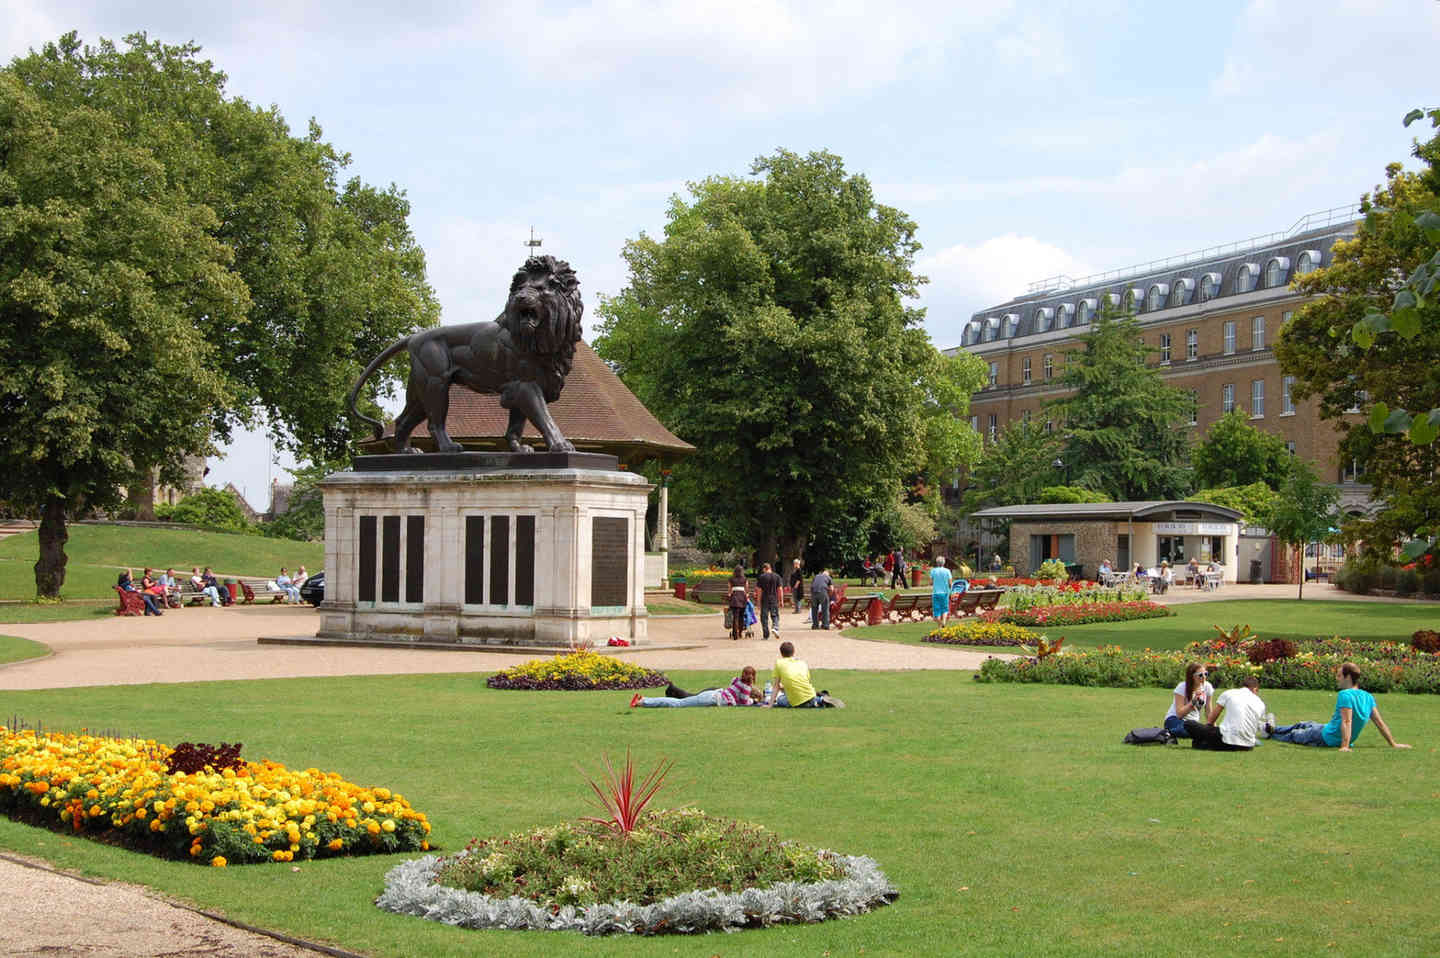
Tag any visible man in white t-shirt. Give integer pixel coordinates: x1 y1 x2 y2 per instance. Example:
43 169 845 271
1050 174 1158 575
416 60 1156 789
1191 676 1269 751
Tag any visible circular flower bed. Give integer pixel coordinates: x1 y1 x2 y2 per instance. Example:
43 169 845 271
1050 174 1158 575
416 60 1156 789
486 651 668 691
979 600 1172 627
923 621 1039 647
375 808 897 936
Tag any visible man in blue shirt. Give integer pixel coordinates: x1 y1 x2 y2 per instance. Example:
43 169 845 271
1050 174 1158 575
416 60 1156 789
1269 662 1411 751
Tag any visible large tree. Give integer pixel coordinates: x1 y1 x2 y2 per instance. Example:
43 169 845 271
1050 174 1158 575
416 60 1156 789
960 419 1063 512
0 34 439 597
1046 310 1194 500
1191 410 1292 490
1275 108 1440 560
1266 460 1342 600
593 149 985 566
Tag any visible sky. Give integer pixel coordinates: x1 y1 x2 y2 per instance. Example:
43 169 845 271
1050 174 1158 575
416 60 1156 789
4 0 1437 511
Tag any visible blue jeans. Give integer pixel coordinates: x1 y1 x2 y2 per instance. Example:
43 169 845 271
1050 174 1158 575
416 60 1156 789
640 690 722 708
1164 715 1197 739
774 691 821 708
1272 721 1327 746
760 601 779 639
810 595 829 628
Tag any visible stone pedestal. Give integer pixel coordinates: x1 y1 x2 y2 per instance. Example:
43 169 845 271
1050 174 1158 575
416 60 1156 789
318 461 651 648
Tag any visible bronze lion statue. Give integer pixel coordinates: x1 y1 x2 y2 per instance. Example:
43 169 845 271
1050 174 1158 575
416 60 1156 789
348 255 583 454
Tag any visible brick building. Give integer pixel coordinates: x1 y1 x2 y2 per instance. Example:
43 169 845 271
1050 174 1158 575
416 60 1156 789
945 206 1374 519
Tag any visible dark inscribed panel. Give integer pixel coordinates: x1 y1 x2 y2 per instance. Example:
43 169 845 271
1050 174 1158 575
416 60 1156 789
465 516 485 605
358 515 377 603
490 515 510 606
381 515 401 602
405 515 424 603
515 515 535 606
591 517 629 607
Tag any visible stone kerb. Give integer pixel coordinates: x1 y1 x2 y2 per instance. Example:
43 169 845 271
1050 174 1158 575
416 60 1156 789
320 466 652 649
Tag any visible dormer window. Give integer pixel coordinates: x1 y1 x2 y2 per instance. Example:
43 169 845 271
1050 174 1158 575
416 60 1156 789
1124 287 1144 313
1003 313 1020 338
1263 257 1290 289
1056 303 1074 328
1169 278 1194 307
1236 263 1259 293
1296 249 1322 275
1077 298 1097 325
1198 272 1221 302
1034 307 1053 332
1146 283 1169 312
983 317 1000 342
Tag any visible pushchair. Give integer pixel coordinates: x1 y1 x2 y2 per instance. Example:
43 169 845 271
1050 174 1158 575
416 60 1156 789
723 600 759 639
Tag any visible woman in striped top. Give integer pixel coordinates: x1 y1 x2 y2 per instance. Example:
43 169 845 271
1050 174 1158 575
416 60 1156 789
630 667 762 708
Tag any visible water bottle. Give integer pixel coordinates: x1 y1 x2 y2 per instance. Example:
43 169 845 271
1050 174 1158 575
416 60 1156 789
763 681 772 700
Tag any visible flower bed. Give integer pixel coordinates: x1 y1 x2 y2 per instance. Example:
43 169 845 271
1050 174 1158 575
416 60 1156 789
486 651 668 691
978 601 1172 627
923 622 1040 647
377 808 897 936
1001 584 1148 610
975 639 1440 694
0 728 430 866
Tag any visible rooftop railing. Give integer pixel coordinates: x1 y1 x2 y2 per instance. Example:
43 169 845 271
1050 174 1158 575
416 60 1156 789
1024 204 1361 295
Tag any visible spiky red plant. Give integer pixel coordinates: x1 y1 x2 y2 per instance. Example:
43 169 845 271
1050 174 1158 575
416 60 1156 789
579 749 672 836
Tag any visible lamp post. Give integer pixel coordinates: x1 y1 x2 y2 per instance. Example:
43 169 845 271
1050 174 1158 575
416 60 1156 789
1052 457 1066 485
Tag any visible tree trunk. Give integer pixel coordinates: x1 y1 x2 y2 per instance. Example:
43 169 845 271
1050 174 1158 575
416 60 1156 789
128 467 157 521
1296 543 1305 601
34 497 69 599
758 533 778 572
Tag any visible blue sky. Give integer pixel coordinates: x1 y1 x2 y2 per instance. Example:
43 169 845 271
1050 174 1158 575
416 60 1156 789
4 1 1436 510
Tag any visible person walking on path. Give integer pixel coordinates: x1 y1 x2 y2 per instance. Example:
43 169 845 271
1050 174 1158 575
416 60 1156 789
809 568 833 630
727 565 749 641
889 548 907 590
930 556 955 626
1269 662 1410 750
788 558 805 614
756 562 782 641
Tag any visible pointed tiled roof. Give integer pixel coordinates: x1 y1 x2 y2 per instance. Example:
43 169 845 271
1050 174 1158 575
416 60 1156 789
365 341 694 465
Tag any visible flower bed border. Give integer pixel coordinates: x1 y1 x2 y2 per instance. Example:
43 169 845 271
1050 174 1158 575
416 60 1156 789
979 601 1172 627
376 851 898 936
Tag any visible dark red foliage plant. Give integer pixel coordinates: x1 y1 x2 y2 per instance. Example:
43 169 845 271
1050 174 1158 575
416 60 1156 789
164 742 244 775
1412 630 1440 654
579 749 672 837
1247 638 1298 665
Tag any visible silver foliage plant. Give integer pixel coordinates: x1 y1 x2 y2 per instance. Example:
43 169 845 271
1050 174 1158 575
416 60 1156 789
375 850 898 936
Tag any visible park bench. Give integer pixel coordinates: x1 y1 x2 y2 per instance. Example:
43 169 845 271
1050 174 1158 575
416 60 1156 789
236 577 294 604
885 592 931 623
113 586 146 616
950 591 982 618
973 589 1004 611
830 595 876 628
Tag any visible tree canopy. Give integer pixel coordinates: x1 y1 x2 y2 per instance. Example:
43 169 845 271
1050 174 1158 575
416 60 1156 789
0 33 438 596
960 420 1063 512
1191 410 1292 490
593 149 985 566
1187 482 1279 526
1265 461 1342 600
1275 108 1440 560
1046 310 1193 500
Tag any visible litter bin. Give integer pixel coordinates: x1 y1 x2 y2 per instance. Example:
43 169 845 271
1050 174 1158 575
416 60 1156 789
910 567 922 587
1249 559 1263 585
866 595 885 626
674 581 686 599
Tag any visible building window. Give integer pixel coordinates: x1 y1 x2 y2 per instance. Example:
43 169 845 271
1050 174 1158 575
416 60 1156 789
1251 379 1264 418
1186 328 1198 360
1044 419 1054 432
1022 357 1031 384
1146 284 1167 312
1252 315 1265 350
988 362 998 387
1223 320 1236 355
1282 375 1295 415
1159 333 1171 364
1057 303 1074 328
987 414 997 442
1022 409 1031 423
1077 299 1094 325
970 415 978 432
1341 458 1362 483
1003 313 1019 337
1286 440 1296 455
1035 307 1053 332
1296 250 1321 275
1124 288 1142 313
1263 257 1289 288
1281 310 1294 326
1198 272 1221 302
1170 278 1193 307
1236 263 1257 293
1222 383 1235 413
1043 354 1054 380
1189 390 1199 426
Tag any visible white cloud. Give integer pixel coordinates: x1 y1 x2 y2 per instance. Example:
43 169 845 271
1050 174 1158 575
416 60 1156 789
0 0 59 61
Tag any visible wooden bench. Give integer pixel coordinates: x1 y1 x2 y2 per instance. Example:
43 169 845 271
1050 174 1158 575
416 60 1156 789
885 592 931 622
113 586 146 616
830 595 876 627
237 577 295 604
950 591 982 617
973 589 1004 611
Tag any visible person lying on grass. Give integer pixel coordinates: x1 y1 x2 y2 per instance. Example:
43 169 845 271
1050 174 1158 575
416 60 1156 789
1190 675 1266 751
630 666 763 708
1268 662 1411 751
765 641 844 709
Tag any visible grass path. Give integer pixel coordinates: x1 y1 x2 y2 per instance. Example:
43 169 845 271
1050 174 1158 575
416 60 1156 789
2 671 1438 956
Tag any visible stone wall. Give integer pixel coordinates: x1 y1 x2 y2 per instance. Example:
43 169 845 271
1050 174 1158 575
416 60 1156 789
1009 520 1118 579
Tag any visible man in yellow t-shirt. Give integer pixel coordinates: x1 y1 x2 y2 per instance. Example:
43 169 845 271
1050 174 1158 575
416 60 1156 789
766 641 843 708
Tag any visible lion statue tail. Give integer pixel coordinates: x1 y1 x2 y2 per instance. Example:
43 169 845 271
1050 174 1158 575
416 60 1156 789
347 335 413 440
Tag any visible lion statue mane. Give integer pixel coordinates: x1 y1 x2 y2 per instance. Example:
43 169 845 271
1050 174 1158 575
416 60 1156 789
347 255 584 454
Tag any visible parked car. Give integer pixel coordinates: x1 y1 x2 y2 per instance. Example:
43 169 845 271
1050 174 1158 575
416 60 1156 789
300 571 325 607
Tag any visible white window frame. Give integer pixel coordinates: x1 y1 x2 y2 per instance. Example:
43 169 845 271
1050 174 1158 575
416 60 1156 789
1252 315 1265 351
1236 263 1258 293
1250 379 1264 419
1159 333 1171 364
1198 272 1221 302
1222 383 1235 414
1281 375 1295 416
987 414 997 442
1189 390 1199 426
1043 354 1054 380
1022 357 1031 385
1223 320 1236 355
1186 328 1198 361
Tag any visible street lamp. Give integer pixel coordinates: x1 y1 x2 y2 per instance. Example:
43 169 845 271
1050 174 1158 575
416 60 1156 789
1052 457 1066 484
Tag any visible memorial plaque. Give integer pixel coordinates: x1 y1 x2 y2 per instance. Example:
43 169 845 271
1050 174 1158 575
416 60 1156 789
358 515 377 603
490 515 510 606
381 515 401 602
591 516 629 608
515 515 535 606
464 515 485 605
405 515 424 603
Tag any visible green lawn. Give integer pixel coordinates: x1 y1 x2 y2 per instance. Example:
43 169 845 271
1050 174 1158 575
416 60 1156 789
849 599 1440 652
642 597 715 615
0 633 49 665
0 524 323 601
2 672 1438 956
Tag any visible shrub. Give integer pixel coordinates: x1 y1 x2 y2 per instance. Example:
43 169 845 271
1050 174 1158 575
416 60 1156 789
979 601 1172 627
1036 558 1068 581
923 621 1040 647
1413 630 1440 654
1247 638 1298 664
166 488 252 534
1424 569 1440 596
1395 568 1420 596
164 741 244 775
1380 565 1398 590
486 651 668 691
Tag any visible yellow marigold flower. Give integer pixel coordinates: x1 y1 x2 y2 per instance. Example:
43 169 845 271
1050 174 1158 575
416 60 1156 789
327 838 344 851
374 788 391 800
381 819 396 833
366 822 380 835
421 840 430 851
361 801 375 814
210 856 227 868
135 808 147 819
272 850 288 862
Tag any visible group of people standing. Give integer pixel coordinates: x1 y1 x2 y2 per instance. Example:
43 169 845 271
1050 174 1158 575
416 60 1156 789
1162 660 1409 751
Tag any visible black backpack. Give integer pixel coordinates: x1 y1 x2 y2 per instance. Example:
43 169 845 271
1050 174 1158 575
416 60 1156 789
1123 727 1174 746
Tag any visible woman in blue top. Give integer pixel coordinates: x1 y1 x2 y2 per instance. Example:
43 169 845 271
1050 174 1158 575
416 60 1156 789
929 556 954 625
